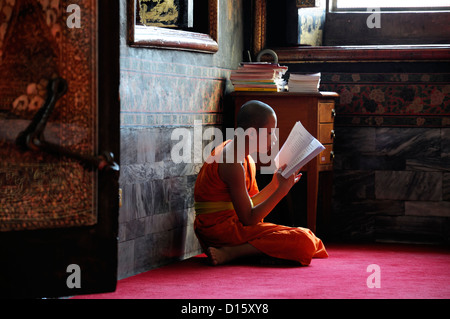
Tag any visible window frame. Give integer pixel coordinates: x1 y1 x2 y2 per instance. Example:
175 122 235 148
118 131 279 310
253 0 450 63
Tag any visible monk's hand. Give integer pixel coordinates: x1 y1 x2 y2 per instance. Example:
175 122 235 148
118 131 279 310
274 166 302 195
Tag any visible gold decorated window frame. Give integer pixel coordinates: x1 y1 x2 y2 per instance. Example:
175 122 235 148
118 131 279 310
252 0 267 57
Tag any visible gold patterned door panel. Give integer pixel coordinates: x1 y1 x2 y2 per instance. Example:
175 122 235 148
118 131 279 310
0 0 97 231
0 0 120 298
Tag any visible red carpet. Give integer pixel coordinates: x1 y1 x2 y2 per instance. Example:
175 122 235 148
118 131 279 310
73 243 450 299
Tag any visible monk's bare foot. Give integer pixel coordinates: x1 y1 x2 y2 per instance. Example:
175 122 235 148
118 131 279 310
206 247 229 266
206 244 262 266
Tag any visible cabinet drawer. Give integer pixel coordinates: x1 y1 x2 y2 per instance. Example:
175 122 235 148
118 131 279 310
319 144 334 165
319 102 336 123
319 123 335 144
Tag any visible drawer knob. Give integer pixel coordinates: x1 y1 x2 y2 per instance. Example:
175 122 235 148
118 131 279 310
331 130 335 140
332 109 336 118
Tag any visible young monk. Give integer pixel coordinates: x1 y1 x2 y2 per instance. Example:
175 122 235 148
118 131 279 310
194 100 328 266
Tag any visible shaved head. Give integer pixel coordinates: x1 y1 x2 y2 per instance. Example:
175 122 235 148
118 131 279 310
236 100 276 130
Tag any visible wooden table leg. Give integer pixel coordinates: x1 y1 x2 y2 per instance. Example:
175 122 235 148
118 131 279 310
307 164 319 233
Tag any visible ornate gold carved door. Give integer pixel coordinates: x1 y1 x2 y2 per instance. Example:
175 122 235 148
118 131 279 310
0 0 119 298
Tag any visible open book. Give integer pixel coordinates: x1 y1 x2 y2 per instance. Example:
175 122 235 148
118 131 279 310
274 121 325 177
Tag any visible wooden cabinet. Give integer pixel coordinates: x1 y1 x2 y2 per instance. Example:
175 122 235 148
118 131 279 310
318 101 336 167
231 91 338 233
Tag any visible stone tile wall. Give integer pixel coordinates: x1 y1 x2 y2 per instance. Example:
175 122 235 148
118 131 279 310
308 68 450 244
332 126 450 243
117 0 243 279
118 126 220 278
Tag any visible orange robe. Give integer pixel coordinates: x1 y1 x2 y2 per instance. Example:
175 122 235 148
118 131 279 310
194 141 328 266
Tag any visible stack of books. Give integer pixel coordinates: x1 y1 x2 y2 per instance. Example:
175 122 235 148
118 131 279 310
288 73 321 93
231 63 288 92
